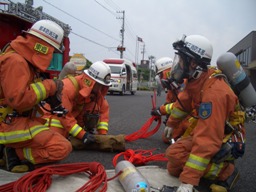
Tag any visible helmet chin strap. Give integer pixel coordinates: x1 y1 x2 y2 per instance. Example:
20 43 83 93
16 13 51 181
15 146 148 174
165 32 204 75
191 66 204 79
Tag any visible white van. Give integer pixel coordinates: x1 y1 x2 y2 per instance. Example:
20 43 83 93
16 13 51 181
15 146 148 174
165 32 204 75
103 58 138 95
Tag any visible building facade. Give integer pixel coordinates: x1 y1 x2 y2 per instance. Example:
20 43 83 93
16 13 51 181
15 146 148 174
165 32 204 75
228 31 256 88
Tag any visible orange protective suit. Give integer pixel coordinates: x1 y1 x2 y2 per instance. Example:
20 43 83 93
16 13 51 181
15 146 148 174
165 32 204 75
43 73 110 141
165 68 245 186
0 35 72 164
159 75 188 141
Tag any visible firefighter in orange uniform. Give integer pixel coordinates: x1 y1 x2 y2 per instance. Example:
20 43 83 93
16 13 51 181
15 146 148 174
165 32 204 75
151 57 189 143
0 20 72 173
165 35 245 192
42 61 111 145
154 57 175 103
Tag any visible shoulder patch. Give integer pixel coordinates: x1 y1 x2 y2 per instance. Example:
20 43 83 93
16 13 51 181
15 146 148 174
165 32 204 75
84 78 92 86
34 43 49 54
199 102 212 119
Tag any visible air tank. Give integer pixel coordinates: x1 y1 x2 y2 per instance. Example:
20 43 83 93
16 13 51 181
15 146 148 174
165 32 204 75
115 160 150 192
217 52 256 108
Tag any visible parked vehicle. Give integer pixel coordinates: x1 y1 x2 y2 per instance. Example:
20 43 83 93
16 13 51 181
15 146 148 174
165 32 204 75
0 0 71 79
103 58 138 95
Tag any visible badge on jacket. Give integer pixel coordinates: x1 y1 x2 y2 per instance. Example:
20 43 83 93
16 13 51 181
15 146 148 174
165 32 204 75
199 102 212 119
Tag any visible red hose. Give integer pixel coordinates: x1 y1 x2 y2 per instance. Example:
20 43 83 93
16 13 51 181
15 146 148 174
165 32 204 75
0 162 108 192
125 90 162 141
112 148 168 167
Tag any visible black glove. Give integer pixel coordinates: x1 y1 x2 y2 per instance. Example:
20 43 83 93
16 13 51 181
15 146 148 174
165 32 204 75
54 79 64 101
45 80 63 110
151 107 162 116
82 133 96 144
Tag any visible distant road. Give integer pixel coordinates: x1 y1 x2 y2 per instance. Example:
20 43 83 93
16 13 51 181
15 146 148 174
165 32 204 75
64 91 256 192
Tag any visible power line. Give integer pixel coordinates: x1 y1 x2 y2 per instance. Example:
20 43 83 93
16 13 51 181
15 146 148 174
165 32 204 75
71 31 120 57
71 31 110 49
42 0 119 42
94 0 117 17
104 0 121 11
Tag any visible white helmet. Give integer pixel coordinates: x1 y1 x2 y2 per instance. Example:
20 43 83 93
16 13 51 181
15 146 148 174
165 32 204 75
84 61 112 86
25 20 64 52
155 57 173 75
173 34 213 67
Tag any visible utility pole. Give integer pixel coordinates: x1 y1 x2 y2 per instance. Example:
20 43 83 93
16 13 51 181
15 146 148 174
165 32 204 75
148 55 155 84
117 10 125 58
141 43 145 60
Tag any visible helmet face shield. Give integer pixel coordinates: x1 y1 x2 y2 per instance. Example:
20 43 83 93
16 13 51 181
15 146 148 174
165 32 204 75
170 54 185 84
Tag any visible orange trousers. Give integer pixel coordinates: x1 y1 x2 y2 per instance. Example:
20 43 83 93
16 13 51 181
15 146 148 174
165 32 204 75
165 136 234 186
7 130 72 165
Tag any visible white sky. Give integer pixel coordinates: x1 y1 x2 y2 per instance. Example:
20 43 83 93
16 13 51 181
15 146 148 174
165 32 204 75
10 0 256 65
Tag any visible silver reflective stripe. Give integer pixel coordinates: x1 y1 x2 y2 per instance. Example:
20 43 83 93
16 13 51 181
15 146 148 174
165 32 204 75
204 162 224 180
69 124 83 137
30 82 47 103
44 118 63 128
0 125 49 144
171 107 188 119
97 122 108 131
185 154 209 171
23 148 35 164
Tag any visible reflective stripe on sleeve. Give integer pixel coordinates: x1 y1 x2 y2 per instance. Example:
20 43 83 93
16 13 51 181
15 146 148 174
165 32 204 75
0 125 49 144
44 118 63 128
97 122 108 131
69 124 83 137
165 103 173 114
23 148 35 164
30 82 47 103
185 154 210 171
170 107 188 119
203 162 224 180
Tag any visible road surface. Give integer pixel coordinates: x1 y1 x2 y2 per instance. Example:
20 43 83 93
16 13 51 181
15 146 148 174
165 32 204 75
64 90 256 192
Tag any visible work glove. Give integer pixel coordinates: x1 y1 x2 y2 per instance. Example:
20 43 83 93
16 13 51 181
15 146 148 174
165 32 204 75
54 79 64 101
176 183 193 192
164 126 173 139
151 107 162 116
82 132 96 144
45 80 63 108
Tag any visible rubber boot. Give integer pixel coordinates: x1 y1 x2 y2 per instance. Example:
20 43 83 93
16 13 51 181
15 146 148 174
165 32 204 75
0 144 5 166
4 147 30 173
210 168 240 192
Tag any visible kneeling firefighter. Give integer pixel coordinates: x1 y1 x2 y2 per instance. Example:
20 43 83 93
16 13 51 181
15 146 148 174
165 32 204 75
0 20 72 173
164 35 245 192
42 61 125 152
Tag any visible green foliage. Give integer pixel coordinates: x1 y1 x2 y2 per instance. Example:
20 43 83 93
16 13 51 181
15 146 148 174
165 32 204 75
138 68 150 81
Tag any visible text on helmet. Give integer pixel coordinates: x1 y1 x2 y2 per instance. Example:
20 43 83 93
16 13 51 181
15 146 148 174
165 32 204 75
161 61 172 67
185 42 205 57
89 67 100 78
39 26 58 40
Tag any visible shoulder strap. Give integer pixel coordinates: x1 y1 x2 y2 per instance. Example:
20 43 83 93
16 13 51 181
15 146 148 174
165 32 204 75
202 69 228 92
67 75 79 96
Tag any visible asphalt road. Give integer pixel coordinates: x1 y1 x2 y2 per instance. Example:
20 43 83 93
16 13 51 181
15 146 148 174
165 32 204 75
64 90 256 192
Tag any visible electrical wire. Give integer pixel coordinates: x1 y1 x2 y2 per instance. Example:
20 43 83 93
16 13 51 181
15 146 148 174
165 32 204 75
42 0 120 42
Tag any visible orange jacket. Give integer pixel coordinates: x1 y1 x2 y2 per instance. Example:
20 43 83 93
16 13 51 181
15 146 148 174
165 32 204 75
166 68 245 185
0 35 57 144
43 73 110 140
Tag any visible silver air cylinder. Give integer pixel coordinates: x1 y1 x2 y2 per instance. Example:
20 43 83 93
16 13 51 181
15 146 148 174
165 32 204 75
217 52 256 108
115 160 150 192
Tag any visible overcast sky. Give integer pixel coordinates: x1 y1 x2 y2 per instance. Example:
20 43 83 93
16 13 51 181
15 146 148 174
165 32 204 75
10 0 256 65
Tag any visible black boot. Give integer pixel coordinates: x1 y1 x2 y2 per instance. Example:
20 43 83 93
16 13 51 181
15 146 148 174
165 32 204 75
210 167 240 192
4 147 30 173
0 144 5 166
